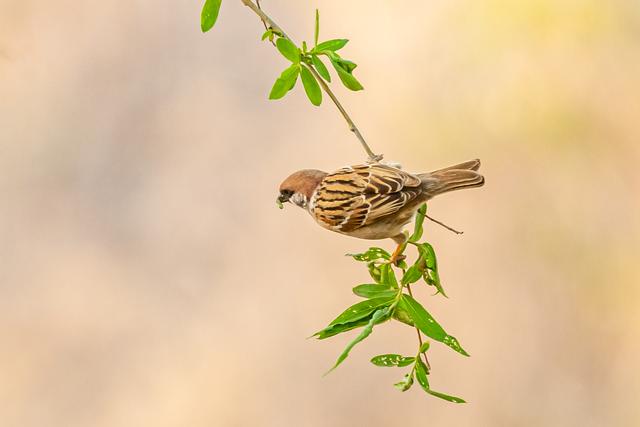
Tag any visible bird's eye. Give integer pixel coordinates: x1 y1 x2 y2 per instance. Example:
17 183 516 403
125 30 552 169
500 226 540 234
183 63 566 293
277 190 293 206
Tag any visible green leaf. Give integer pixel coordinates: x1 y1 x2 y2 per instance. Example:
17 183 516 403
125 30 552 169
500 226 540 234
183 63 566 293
352 284 397 299
261 29 271 41
268 64 300 100
419 341 431 353
398 294 469 356
402 243 429 286
416 243 447 296
392 304 414 326
380 264 398 288
326 308 389 373
424 268 446 297
314 9 320 47
325 52 358 72
335 58 357 73
314 316 371 340
398 294 447 342
427 389 467 403
347 247 390 262
394 372 414 392
330 58 364 91
415 357 430 390
370 354 415 367
201 0 222 33
315 293 394 339
300 66 322 106
367 262 382 283
268 79 289 100
401 265 423 285
316 296 394 333
409 204 427 242
417 242 438 271
276 38 300 63
315 39 349 52
311 55 331 82
426 389 467 403
415 357 466 402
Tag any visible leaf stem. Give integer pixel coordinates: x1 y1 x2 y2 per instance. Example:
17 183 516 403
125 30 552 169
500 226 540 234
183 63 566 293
240 0 383 163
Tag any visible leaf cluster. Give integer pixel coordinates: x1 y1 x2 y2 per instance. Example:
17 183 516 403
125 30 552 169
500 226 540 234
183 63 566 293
314 204 468 402
265 10 363 106
201 3 363 105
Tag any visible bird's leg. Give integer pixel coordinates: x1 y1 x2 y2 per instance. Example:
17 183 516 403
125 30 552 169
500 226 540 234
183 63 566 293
389 244 405 265
389 232 409 266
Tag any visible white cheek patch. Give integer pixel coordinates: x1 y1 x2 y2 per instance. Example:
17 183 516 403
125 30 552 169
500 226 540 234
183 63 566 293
291 193 308 208
309 189 318 212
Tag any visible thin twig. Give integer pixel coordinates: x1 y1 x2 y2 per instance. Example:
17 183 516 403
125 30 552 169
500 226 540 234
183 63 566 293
425 214 464 235
306 65 382 162
241 0 288 38
255 0 276 46
240 0 382 163
256 0 268 30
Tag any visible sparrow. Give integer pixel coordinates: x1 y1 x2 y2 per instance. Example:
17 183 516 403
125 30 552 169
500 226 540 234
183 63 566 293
277 159 484 260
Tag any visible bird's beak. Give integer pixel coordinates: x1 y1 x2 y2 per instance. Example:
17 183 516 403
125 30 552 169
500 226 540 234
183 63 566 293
276 195 286 209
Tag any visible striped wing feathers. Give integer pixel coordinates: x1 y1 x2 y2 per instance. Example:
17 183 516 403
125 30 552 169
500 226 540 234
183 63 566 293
312 164 423 231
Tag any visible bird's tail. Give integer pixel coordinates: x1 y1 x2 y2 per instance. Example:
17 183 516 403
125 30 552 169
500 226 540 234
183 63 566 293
419 159 485 197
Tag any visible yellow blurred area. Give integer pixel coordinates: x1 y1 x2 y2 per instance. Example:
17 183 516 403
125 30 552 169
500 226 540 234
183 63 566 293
1 0 639 425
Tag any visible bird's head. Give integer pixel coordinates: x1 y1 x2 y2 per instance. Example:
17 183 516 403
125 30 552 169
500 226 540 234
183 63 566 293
277 169 327 210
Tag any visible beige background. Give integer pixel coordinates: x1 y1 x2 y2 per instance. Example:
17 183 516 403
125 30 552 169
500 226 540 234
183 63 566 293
1 0 639 426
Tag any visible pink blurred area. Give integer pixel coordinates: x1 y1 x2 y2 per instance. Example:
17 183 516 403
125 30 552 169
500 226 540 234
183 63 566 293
1 0 639 425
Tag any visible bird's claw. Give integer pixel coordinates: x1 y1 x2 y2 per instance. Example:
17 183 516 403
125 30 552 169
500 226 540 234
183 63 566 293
390 254 406 267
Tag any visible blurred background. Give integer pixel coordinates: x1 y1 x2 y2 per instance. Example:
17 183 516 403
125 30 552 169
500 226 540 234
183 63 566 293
1 0 639 425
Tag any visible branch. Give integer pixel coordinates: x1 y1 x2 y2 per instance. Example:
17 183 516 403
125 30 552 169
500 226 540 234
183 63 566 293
241 0 288 39
240 0 383 163
306 66 381 161
425 214 464 235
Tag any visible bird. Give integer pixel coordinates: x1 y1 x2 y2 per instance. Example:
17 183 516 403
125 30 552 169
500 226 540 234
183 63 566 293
277 159 484 262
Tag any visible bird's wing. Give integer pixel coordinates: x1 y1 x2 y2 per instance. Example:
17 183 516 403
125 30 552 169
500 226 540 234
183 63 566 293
312 164 423 232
